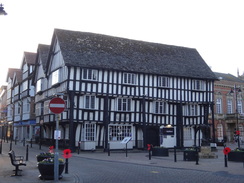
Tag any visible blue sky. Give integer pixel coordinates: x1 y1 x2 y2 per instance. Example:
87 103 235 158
0 0 244 86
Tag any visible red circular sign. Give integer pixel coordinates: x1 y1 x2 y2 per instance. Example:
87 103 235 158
49 97 65 114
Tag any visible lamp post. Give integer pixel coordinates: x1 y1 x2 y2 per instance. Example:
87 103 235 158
230 85 242 148
0 4 7 15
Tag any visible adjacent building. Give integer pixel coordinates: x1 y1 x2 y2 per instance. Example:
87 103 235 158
210 72 244 144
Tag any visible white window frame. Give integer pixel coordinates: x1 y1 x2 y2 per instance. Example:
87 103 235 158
22 99 30 113
82 69 98 81
84 95 96 109
84 123 96 141
109 125 132 141
117 98 132 112
237 99 242 114
227 99 233 114
22 80 28 91
36 79 42 93
193 80 205 91
184 104 198 116
158 76 170 87
51 69 60 86
123 73 137 85
216 98 222 114
154 101 167 114
217 124 223 140
184 127 192 140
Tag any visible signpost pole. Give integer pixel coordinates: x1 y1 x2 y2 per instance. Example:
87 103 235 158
54 114 60 181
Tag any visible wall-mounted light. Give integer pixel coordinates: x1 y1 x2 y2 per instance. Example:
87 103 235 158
0 4 7 15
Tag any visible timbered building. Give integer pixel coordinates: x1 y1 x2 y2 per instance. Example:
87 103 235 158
33 29 217 151
12 52 37 141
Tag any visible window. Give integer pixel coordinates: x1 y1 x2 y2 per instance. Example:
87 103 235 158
184 104 198 116
237 99 242 113
123 73 137 85
154 101 167 114
82 69 98 81
216 98 222 114
84 96 96 109
184 127 192 140
85 123 96 141
227 99 233 114
117 98 131 111
36 79 42 93
22 81 28 91
51 69 59 85
15 102 21 115
109 125 132 141
217 124 223 141
23 63 28 73
193 80 205 90
158 76 169 87
22 99 30 113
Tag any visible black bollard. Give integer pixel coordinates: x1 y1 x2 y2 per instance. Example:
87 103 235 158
9 141 12 151
195 147 199 165
108 143 110 156
0 141 2 154
224 154 228 167
149 149 151 160
65 158 69 174
77 142 81 154
26 144 29 161
30 138 33 148
174 146 177 162
23 138 25 146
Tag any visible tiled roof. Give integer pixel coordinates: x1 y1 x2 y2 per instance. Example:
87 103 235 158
52 29 217 80
6 68 21 82
38 44 50 72
24 52 37 65
214 72 244 83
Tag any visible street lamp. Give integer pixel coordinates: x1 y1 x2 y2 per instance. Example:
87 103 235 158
0 4 7 15
230 85 242 148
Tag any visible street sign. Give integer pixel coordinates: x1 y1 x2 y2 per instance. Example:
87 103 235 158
121 137 132 144
49 97 65 114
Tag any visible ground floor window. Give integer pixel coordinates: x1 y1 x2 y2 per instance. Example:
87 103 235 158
217 124 223 140
84 123 96 141
109 125 132 141
184 127 192 140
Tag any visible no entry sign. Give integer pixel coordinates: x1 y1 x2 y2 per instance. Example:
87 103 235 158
49 97 65 114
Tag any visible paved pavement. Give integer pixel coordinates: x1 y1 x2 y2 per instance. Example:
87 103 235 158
0 140 243 182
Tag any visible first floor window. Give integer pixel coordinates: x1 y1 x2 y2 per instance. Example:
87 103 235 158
216 98 222 114
227 99 233 114
154 101 167 114
158 76 169 87
184 104 198 116
237 99 242 113
109 125 132 141
82 69 98 81
117 98 131 111
85 95 96 109
193 80 205 91
123 73 137 85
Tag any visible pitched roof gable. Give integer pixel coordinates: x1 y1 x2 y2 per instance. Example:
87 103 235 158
6 68 21 82
51 29 217 80
24 52 37 65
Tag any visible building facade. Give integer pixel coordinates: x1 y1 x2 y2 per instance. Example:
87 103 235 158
210 72 244 144
32 29 217 151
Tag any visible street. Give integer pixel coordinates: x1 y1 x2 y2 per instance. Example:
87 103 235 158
0 141 244 183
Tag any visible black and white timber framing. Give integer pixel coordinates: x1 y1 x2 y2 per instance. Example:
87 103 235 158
32 29 217 151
